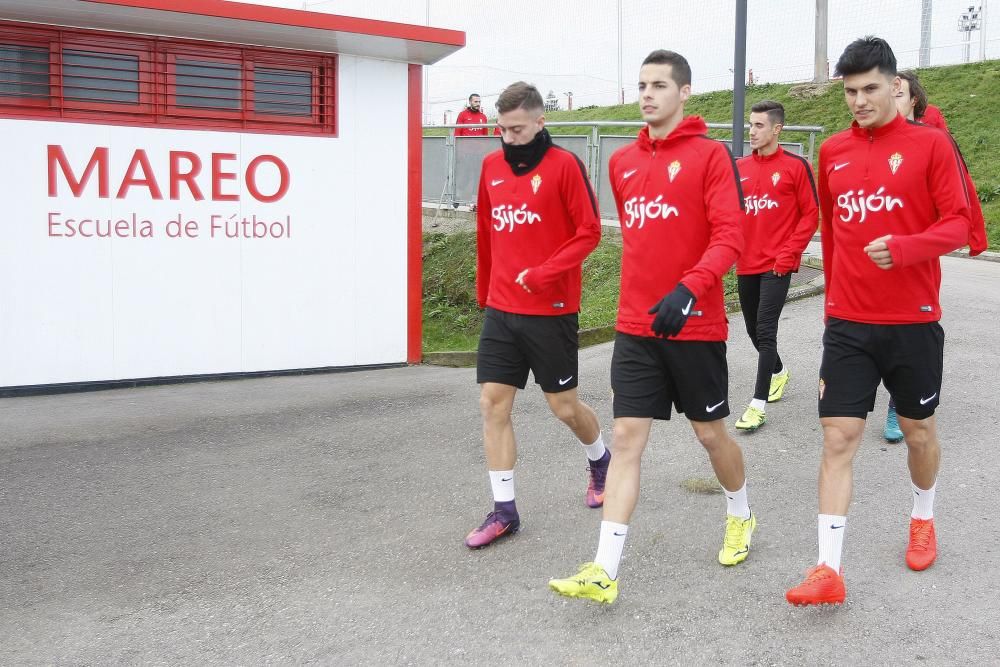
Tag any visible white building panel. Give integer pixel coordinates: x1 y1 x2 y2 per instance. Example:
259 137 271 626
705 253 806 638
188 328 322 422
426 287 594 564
0 55 411 387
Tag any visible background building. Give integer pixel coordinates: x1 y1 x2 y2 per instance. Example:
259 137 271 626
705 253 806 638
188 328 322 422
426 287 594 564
0 0 464 392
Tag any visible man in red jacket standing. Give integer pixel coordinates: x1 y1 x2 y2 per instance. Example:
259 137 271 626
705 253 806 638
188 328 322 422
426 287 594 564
455 94 489 137
786 37 972 607
549 50 752 605
733 100 819 432
465 81 607 549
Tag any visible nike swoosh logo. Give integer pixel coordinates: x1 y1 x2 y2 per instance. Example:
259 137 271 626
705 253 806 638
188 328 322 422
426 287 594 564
740 177 750 182
830 524 845 529
501 477 512 482
732 548 748 556
623 169 638 179
491 179 504 186
558 376 573 385
920 393 937 405
593 581 611 590
613 531 626 537
681 298 693 316
705 400 725 413
833 162 850 171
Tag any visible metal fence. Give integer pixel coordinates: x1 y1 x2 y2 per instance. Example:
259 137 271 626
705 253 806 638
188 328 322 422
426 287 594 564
422 121 823 216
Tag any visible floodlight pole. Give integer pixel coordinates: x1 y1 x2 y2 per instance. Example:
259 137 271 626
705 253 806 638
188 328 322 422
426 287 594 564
424 1 431 124
732 0 748 157
617 0 623 104
814 0 829 82
981 0 989 61
958 5 983 64
920 0 932 66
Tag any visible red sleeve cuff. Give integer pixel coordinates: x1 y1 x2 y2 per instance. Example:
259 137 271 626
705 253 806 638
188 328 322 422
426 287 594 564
886 236 904 267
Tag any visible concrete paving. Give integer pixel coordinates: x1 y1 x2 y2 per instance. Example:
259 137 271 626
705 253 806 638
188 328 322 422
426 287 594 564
2 256 998 664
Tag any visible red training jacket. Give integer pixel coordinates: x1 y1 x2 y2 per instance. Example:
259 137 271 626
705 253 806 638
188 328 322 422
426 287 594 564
920 104 949 132
455 108 489 136
921 120 987 257
818 113 971 324
736 146 819 275
476 145 601 315
608 116 744 341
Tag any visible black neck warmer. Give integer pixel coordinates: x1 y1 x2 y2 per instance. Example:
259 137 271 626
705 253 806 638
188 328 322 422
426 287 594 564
502 128 552 175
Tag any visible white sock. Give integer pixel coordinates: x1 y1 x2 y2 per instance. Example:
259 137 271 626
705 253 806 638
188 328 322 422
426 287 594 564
773 368 788 378
724 481 751 519
749 398 767 412
911 481 936 520
595 521 628 580
581 433 607 461
817 514 847 571
488 470 515 502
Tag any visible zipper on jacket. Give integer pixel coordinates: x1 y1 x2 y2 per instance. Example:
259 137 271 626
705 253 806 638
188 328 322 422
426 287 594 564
864 132 873 183
643 148 655 189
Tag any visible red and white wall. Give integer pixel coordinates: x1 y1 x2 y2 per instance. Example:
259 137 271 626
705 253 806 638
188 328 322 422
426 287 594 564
0 0 463 390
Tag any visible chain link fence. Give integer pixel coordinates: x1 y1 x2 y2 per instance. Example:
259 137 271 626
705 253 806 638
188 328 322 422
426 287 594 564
423 121 821 216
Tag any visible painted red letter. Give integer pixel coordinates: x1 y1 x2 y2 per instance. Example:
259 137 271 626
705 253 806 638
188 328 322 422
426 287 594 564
169 151 204 200
246 155 290 203
116 149 164 200
212 153 239 201
48 145 109 197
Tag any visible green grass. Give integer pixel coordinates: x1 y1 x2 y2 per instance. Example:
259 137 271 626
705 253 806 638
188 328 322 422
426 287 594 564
423 61 999 352
553 61 1000 247
423 231 738 353
422 232 480 352
429 61 1000 247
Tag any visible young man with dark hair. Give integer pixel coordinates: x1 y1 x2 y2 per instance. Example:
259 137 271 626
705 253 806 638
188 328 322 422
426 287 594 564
733 100 819 432
894 69 946 132
455 93 489 137
549 50 752 604
896 72 948 133
786 37 973 606
895 71 986 257
466 81 608 549
896 71 929 121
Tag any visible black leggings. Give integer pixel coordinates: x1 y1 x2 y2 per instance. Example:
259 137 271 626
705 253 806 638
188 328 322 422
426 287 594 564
737 272 792 401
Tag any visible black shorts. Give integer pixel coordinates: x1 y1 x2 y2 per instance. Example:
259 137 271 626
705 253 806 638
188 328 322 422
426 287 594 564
476 307 579 393
610 332 730 421
819 317 944 420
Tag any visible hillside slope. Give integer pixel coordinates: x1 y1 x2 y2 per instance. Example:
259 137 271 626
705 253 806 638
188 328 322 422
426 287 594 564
545 61 999 247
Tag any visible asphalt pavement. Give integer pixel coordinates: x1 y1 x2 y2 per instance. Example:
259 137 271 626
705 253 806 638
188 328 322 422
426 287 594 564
2 255 998 665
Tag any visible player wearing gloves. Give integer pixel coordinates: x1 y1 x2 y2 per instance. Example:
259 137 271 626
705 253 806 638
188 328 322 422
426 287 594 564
549 50 753 605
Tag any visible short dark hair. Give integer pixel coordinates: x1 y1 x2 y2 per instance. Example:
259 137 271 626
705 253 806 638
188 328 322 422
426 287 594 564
750 99 785 126
641 50 692 88
897 70 928 119
834 36 897 77
495 81 544 114
468 93 480 102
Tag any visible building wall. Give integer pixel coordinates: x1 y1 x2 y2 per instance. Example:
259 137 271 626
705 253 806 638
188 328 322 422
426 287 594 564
0 54 409 388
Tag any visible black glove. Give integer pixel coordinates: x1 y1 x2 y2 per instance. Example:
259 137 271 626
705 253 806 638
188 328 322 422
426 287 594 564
647 283 696 338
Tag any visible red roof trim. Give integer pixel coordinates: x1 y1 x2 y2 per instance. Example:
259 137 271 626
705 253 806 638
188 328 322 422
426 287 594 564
81 0 465 47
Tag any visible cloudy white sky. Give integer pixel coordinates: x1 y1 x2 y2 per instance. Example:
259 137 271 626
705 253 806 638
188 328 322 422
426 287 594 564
251 0 997 123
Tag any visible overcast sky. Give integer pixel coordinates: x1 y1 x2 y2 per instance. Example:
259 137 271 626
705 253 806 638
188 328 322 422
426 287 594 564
252 0 997 123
